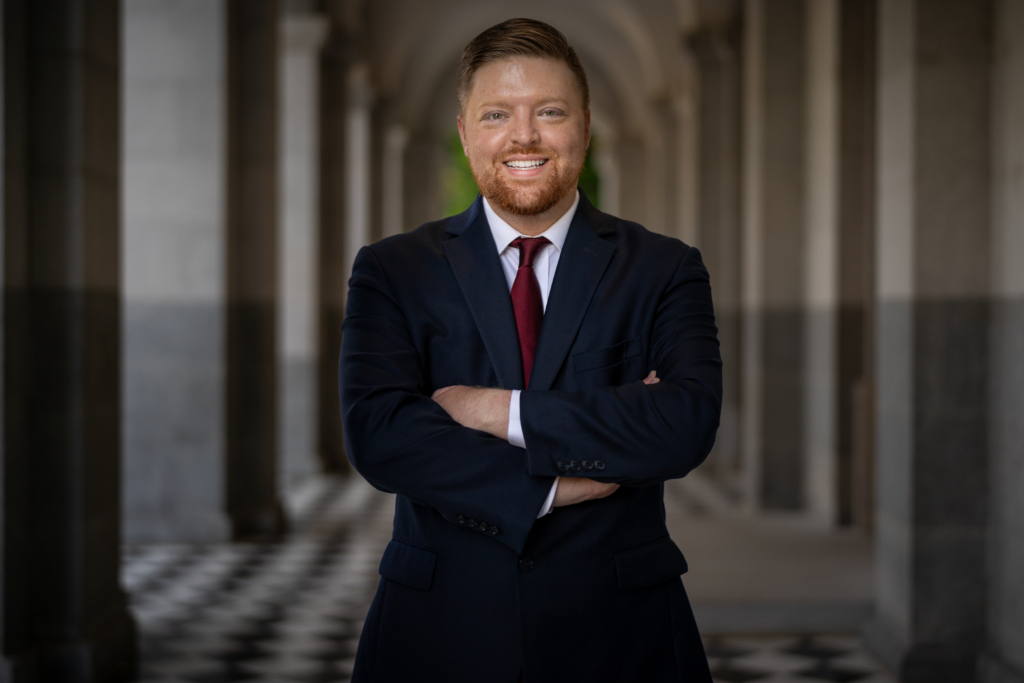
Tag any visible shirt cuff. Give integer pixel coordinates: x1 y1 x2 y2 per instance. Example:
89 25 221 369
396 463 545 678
537 478 559 518
507 389 526 448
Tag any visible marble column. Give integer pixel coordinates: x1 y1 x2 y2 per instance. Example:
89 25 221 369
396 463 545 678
982 2 1024 681
864 0 993 678
226 0 285 539
1 0 136 679
688 26 742 479
122 0 232 543
278 11 329 492
740 0 808 510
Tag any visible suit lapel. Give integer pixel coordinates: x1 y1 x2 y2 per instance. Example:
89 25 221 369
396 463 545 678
528 195 616 391
441 197 524 390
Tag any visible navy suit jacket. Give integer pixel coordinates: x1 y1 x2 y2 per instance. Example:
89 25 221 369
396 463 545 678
341 190 721 682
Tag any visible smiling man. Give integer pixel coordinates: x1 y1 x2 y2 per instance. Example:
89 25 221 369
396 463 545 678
341 18 721 683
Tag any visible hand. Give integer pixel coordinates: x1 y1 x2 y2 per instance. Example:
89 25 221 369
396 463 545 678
432 385 511 440
553 477 620 507
549 371 654 509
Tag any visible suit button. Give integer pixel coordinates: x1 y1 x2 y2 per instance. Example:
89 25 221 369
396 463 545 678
456 515 467 524
489 526 501 536
569 460 581 472
594 460 606 471
468 518 478 528
557 460 569 472
519 557 535 572
582 460 594 470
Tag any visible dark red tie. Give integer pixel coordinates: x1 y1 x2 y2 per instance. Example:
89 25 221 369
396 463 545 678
510 237 549 389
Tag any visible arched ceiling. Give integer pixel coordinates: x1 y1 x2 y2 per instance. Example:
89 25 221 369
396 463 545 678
363 0 701 139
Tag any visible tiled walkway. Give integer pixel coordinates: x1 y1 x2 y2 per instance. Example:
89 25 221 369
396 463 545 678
124 476 895 683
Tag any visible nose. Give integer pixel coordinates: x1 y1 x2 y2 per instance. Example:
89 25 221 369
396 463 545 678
510 111 540 147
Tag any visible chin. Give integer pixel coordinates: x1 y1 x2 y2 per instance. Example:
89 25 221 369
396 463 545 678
475 167 578 217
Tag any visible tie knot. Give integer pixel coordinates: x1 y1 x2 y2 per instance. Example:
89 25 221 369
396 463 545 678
511 236 550 268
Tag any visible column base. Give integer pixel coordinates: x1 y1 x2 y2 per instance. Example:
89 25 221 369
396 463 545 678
863 617 980 683
231 499 288 541
0 604 136 683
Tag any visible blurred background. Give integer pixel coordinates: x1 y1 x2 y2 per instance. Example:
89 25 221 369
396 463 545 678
1 0 1022 682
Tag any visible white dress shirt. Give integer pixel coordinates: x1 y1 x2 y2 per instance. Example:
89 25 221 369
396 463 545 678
482 191 580 519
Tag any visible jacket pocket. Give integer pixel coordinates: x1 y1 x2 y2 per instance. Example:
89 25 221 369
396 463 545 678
379 539 438 591
572 336 644 374
614 536 688 592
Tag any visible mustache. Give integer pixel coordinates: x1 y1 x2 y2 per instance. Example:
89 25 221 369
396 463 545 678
495 146 559 163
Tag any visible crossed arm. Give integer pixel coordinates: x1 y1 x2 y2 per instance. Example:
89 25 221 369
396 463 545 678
431 371 661 508
341 243 720 553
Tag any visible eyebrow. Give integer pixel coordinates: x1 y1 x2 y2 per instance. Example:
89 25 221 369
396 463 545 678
475 98 571 110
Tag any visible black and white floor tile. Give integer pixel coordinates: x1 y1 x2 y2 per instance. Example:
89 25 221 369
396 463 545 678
124 476 894 683
124 476 393 683
705 635 895 683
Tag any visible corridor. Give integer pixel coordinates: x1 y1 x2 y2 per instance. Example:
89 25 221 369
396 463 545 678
3 0 1023 681
124 476 891 683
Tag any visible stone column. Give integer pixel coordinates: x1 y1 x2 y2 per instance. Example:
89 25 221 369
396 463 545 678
317 27 349 473
122 0 232 543
688 27 742 479
278 11 329 492
226 0 285 538
343 62 373 295
864 1 993 679
802 0 841 524
382 123 409 238
403 130 447 230
837 0 878 530
740 0 808 510
615 136 647 226
984 4 1024 682
1 0 136 679
592 134 621 219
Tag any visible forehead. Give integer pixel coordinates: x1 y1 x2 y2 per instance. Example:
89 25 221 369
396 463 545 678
466 56 581 106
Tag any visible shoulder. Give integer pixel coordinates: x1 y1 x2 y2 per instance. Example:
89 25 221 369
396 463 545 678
364 213 463 276
583 201 696 266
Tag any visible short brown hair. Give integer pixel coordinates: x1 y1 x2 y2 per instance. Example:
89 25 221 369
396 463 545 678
457 18 590 112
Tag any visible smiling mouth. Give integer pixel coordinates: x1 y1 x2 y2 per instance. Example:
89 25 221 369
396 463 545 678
504 159 548 169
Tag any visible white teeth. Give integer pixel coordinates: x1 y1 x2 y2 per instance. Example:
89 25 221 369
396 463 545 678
505 159 546 169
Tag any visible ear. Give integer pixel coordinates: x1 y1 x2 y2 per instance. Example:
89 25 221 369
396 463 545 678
585 109 592 150
456 115 469 156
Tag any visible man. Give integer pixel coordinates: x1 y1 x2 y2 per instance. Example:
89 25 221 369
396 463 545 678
341 18 721 682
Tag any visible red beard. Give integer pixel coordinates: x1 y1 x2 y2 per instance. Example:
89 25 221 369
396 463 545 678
469 145 584 216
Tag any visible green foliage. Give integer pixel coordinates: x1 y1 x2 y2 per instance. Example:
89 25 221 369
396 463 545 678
443 133 481 217
578 139 601 209
443 132 602 216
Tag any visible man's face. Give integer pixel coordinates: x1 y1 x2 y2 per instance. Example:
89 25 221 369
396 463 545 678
457 56 590 217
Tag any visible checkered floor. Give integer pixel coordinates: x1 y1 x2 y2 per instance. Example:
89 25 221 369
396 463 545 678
124 476 894 683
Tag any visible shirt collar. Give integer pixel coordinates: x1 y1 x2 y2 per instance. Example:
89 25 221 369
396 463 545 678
482 190 579 255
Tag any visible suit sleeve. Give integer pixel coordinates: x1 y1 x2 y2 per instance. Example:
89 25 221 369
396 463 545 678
340 245 553 554
520 245 722 487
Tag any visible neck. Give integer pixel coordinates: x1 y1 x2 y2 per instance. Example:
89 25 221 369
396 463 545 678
485 189 577 237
